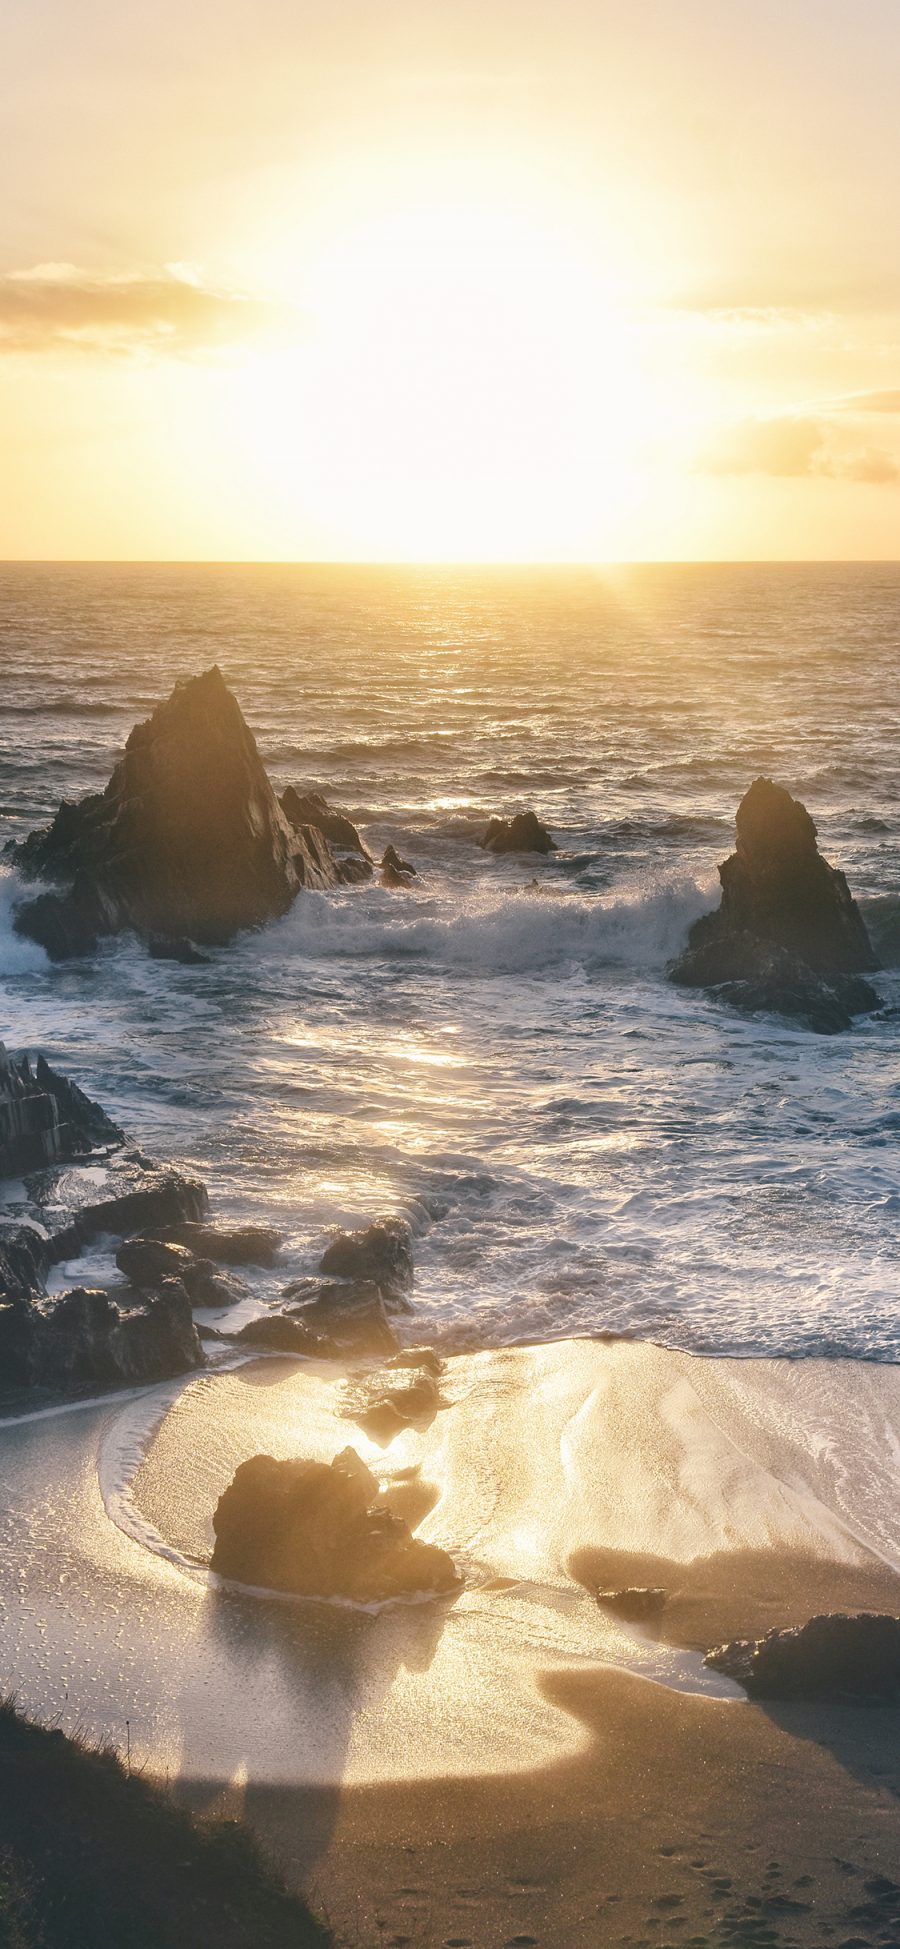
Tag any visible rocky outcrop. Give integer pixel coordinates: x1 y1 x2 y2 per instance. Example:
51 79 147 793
319 1216 414 1303
670 778 880 1032
281 787 370 861
342 1363 441 1442
231 1315 334 1357
596 1586 666 1622
281 1279 400 1356
480 811 557 855
0 1282 202 1391
11 667 341 958
210 1447 460 1601
115 1236 247 1307
380 845 417 887
0 1044 123 1178
148 1220 282 1266
705 1612 900 1701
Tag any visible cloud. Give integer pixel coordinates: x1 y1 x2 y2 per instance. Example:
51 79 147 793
702 413 899 485
0 264 289 356
835 389 900 414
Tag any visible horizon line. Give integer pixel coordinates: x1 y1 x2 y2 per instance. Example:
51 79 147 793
2 557 900 570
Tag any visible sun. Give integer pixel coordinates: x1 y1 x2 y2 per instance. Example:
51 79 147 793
219 182 664 561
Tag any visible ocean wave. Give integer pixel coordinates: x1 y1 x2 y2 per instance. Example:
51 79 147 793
0 869 48 975
260 876 713 977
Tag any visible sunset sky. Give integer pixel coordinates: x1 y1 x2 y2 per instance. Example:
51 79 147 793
3 0 900 561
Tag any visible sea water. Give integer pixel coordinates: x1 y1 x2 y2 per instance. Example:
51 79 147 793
1 560 899 1360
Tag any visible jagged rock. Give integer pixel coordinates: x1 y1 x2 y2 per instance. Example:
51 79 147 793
670 778 880 1031
385 1345 443 1377
0 1281 203 1392
283 1278 400 1356
596 1586 667 1621
704 1612 900 1701
56 1166 208 1249
281 787 370 859
148 1220 282 1266
231 1315 333 1356
380 844 417 887
0 1225 50 1303
11 667 340 957
319 1216 413 1301
210 1447 461 1601
336 856 374 885
0 1045 123 1179
480 811 557 855
115 1235 247 1306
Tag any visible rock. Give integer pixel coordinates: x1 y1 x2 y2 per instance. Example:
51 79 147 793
380 844 417 886
319 1216 414 1301
0 1224 50 1303
147 1220 282 1266
283 1279 400 1357
670 779 881 1031
231 1315 333 1356
343 1366 441 1442
147 937 211 965
336 856 374 885
704 1612 900 1701
385 1345 443 1377
210 1447 461 1601
115 1235 247 1306
11 666 340 957
62 1167 208 1248
596 1586 667 1621
480 811 557 855
0 1281 203 1392
0 1045 124 1180
280 787 370 859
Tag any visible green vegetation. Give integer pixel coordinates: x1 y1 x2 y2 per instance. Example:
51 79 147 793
0 1700 332 1949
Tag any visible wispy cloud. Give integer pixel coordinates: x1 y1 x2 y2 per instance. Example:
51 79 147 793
835 389 900 414
0 264 289 356
701 413 899 484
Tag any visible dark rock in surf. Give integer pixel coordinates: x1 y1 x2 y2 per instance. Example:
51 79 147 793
147 936 211 966
231 1314 334 1356
319 1215 414 1302
115 1235 247 1307
0 1280 202 1392
480 811 557 855
210 1446 461 1601
380 844 417 886
11 666 340 957
596 1586 667 1622
670 777 880 1031
704 1612 900 1701
281 787 371 861
283 1279 401 1357
385 1344 443 1377
0 1044 123 1180
343 1365 441 1443
148 1220 282 1266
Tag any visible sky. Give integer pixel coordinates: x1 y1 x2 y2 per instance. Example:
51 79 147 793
3 0 900 561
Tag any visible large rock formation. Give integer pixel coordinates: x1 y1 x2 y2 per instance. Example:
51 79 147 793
210 1447 460 1601
11 667 340 958
705 1612 900 1701
670 778 880 1032
0 1049 207 1394
280 787 371 862
480 811 557 855
0 1045 123 1178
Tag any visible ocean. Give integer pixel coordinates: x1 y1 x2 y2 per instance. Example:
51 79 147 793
2 560 899 1361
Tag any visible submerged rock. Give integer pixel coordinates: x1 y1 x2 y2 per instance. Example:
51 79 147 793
480 811 557 855
210 1447 460 1601
670 778 880 1031
596 1586 667 1622
0 1044 123 1179
319 1216 414 1302
11 666 340 957
231 1314 333 1357
281 786 370 860
705 1612 900 1701
0 1281 202 1392
342 1365 441 1443
115 1235 247 1307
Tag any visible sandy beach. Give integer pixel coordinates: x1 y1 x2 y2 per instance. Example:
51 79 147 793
1 1337 898 1943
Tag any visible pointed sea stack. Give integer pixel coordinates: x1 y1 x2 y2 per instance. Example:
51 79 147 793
670 777 880 1032
11 667 340 956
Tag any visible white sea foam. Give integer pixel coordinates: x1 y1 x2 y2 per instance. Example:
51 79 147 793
0 868 48 975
